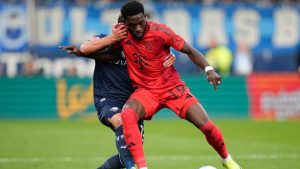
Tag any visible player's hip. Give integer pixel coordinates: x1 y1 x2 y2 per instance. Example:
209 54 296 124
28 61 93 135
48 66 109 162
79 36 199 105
129 85 198 119
132 82 187 98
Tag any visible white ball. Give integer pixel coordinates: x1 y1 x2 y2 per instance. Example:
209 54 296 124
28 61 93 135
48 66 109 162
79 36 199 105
199 166 217 169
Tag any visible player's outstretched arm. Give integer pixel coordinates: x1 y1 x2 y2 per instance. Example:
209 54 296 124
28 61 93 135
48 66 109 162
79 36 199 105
80 24 127 55
58 45 120 62
59 45 82 56
180 41 221 91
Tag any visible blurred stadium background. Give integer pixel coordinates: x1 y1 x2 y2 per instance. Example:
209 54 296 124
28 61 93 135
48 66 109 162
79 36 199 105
0 0 300 169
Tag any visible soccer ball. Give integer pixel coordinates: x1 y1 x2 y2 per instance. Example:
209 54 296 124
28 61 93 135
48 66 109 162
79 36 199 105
199 166 217 169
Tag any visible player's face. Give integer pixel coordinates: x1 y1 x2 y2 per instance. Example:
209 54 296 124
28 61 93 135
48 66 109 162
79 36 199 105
125 13 146 39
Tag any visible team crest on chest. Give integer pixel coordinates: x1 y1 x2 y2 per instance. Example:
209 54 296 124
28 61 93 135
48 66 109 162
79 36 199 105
144 41 153 50
124 40 132 45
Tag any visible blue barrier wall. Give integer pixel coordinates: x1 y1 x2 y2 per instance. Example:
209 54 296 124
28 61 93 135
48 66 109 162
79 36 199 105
0 3 299 73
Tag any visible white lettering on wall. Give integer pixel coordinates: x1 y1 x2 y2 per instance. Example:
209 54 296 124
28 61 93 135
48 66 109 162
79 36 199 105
198 8 227 47
37 7 63 46
100 9 120 29
0 52 95 78
261 90 300 120
70 8 95 44
273 8 299 47
0 53 27 77
233 9 260 47
163 8 191 43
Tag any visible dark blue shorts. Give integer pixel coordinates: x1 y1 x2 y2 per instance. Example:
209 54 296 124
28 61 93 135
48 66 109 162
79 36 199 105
94 97 144 135
94 97 124 130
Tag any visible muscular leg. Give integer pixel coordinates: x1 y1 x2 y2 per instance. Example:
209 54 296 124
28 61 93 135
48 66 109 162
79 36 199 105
185 103 228 158
108 113 135 168
121 99 147 169
97 112 135 169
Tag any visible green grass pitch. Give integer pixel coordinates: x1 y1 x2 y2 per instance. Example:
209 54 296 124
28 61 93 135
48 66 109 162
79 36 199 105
0 119 299 169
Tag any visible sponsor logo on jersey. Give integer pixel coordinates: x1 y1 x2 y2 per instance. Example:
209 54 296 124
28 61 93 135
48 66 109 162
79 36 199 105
185 93 193 100
144 41 153 50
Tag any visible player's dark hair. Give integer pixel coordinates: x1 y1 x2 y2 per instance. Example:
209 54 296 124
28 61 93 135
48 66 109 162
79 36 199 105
121 1 144 19
117 14 124 23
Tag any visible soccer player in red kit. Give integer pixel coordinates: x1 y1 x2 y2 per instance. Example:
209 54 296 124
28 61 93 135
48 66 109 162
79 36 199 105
84 1 242 169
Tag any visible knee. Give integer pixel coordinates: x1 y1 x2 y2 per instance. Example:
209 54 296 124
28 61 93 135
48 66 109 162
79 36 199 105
186 111 209 128
108 113 122 129
121 108 139 123
200 121 217 134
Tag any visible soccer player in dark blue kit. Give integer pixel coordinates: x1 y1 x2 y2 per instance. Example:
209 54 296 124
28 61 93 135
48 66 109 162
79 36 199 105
59 25 175 169
60 34 135 169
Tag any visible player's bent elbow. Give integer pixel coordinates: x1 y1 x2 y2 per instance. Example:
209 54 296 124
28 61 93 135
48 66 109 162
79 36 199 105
79 44 91 55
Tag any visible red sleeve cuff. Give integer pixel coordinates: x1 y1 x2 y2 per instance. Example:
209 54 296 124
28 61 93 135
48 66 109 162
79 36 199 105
175 39 185 51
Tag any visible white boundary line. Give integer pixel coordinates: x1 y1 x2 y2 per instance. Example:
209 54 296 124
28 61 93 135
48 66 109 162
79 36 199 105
0 154 298 163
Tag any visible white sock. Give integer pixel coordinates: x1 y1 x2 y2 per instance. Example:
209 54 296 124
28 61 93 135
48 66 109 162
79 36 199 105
223 154 232 162
140 167 148 169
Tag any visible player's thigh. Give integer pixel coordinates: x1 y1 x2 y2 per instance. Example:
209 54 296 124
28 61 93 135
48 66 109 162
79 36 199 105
185 103 210 128
124 89 160 119
167 92 210 128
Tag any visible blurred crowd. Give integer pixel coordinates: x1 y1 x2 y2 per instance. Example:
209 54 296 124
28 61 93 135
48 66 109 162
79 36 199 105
2 0 300 5
205 40 253 76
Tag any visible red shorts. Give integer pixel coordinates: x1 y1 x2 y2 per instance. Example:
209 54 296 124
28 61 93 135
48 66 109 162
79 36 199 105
129 85 199 119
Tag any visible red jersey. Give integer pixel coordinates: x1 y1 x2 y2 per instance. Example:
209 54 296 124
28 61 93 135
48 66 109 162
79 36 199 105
120 21 185 93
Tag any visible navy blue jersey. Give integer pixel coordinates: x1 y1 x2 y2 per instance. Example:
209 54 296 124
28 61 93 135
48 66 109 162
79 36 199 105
92 35 134 105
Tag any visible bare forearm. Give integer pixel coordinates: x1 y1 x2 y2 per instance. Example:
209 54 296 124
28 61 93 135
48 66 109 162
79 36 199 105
80 35 118 55
180 41 221 90
188 48 210 70
180 42 210 71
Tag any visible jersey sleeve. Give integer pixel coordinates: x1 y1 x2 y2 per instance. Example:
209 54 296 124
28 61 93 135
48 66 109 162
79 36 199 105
113 41 122 50
159 24 185 51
